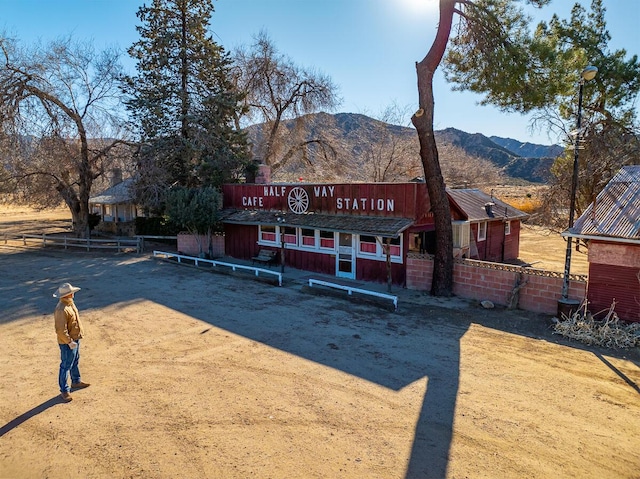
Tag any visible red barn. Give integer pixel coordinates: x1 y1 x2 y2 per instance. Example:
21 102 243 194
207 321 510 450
565 166 640 322
221 182 527 286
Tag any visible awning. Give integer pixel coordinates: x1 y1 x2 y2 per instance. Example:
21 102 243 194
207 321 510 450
220 209 414 238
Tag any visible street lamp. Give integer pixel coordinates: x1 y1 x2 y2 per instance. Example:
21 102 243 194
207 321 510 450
559 65 598 314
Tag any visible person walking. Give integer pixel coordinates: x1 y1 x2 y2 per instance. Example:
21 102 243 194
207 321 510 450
54 282 90 402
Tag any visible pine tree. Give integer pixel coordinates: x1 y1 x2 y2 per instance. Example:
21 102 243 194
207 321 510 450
123 0 249 212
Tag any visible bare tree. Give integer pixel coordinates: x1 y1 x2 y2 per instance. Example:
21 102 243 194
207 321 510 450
438 143 504 188
0 35 132 237
233 30 340 174
360 104 423 182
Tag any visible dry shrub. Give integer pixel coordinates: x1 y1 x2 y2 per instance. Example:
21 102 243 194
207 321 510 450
505 197 542 214
553 300 640 349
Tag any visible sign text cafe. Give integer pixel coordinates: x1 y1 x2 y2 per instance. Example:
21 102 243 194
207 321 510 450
221 182 437 285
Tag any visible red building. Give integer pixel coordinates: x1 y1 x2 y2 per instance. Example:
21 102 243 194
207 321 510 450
221 182 528 286
565 166 640 322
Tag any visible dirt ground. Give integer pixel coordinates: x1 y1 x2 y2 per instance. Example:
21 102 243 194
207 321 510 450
1 206 638 479
519 224 589 275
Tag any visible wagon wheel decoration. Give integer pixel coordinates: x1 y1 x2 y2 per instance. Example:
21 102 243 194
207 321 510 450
287 187 309 214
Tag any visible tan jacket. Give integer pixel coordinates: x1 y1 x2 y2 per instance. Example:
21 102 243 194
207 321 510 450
54 297 84 344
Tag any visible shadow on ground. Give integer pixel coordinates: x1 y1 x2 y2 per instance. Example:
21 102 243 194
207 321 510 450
1 249 637 478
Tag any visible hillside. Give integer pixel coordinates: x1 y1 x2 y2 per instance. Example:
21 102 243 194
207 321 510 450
245 112 563 184
490 136 564 159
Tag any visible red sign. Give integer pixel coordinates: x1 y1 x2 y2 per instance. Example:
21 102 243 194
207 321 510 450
223 183 431 221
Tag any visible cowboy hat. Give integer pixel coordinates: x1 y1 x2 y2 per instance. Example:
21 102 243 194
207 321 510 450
53 282 81 298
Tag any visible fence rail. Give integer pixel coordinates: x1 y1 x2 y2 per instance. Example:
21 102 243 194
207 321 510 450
152 250 282 286
6 234 142 253
308 278 398 311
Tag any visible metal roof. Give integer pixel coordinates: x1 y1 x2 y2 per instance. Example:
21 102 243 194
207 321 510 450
220 209 414 238
89 178 135 205
568 165 640 241
446 188 529 222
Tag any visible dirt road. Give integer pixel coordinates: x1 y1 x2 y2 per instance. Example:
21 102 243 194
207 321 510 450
0 244 638 479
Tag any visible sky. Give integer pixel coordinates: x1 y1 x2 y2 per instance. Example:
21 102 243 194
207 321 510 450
1 0 638 146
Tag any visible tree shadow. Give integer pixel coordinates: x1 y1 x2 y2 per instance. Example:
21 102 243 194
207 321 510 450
594 352 640 395
404 344 462 478
1 250 637 478
0 396 66 437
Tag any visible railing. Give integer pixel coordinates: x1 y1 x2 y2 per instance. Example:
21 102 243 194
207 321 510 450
15 234 142 253
152 250 282 286
308 278 398 311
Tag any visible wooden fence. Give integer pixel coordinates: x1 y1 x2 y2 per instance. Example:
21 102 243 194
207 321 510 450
4 234 143 253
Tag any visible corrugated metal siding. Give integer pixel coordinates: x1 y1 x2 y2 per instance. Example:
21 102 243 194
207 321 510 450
587 263 640 322
571 165 640 240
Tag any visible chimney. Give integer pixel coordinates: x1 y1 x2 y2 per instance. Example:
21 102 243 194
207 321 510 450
484 202 495 217
110 168 122 187
255 164 271 184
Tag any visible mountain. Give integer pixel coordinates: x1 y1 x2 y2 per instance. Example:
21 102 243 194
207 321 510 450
246 112 563 184
437 127 517 167
490 136 564 159
436 127 561 183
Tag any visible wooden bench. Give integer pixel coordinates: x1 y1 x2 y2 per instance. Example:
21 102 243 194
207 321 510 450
251 249 278 267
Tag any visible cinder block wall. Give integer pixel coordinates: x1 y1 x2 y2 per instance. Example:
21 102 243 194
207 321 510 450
406 254 587 315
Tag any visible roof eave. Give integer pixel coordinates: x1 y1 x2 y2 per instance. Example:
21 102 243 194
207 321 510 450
561 231 640 245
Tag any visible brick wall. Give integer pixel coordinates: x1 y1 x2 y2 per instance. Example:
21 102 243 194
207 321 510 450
407 254 587 315
177 233 225 257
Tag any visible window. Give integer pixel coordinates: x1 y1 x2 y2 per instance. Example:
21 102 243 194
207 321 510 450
505 221 511 235
477 222 487 242
300 228 316 247
319 230 335 249
356 234 403 263
359 235 377 254
282 226 297 246
387 236 401 257
259 225 277 243
452 221 470 249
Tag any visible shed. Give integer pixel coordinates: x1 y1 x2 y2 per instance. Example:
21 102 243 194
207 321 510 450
565 165 640 322
447 189 529 262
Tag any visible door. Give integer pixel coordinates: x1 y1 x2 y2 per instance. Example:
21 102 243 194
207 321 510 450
336 233 355 279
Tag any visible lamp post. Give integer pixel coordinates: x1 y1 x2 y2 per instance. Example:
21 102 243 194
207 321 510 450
560 66 598 310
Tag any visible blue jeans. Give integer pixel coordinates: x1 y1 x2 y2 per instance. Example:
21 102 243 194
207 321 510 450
58 341 81 393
